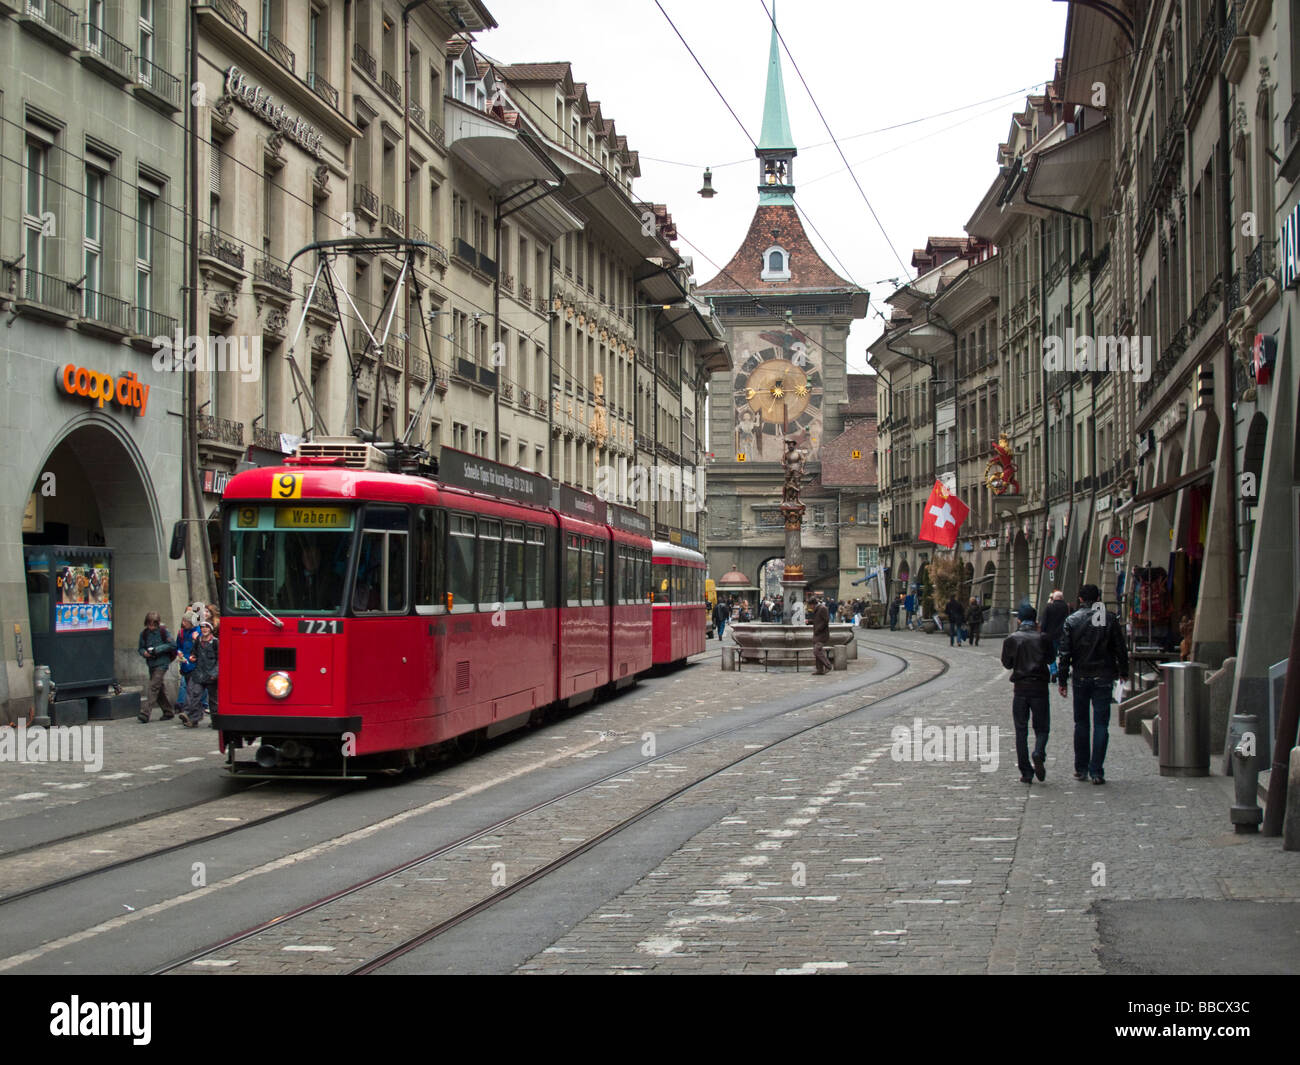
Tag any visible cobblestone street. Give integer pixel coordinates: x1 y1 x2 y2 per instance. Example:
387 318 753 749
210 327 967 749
511 631 1300 974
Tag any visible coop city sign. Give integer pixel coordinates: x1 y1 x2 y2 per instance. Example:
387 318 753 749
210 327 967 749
57 365 150 416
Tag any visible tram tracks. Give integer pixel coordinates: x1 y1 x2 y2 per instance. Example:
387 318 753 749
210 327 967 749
155 641 948 975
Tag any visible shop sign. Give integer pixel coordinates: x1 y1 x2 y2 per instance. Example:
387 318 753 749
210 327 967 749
1136 429 1155 462
202 469 231 494
1096 494 1111 514
57 365 149 416
224 66 325 157
668 529 682 545
1155 401 1187 442
981 536 998 549
962 540 974 552
682 531 699 551
1280 203 1300 289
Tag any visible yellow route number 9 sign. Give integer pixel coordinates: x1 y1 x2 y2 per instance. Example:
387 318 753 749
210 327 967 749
272 474 303 499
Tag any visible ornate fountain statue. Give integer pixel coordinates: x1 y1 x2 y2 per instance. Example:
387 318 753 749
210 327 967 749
779 436 809 623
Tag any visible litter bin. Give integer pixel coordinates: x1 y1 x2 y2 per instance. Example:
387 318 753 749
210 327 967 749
1157 661 1210 777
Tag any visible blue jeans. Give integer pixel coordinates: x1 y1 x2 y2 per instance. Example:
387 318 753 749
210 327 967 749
716 618 726 640
949 624 966 646
1072 676 1111 778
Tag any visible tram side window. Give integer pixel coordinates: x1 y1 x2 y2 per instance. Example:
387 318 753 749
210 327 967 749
415 508 445 611
592 539 606 605
525 526 545 607
566 534 582 606
448 513 476 612
354 504 408 614
580 537 593 607
654 562 671 604
503 523 525 606
478 519 502 609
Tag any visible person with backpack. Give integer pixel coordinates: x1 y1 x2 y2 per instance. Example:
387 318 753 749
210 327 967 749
137 611 176 723
178 620 219 728
1058 585 1129 784
713 598 730 640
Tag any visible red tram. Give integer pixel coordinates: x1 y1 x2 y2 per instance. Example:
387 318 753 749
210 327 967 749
213 441 704 776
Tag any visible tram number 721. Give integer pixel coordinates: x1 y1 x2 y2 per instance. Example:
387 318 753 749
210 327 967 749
297 619 344 634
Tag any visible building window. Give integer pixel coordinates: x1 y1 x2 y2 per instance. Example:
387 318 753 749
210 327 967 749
138 0 154 78
136 187 155 331
473 428 488 456
761 245 790 281
83 166 106 318
23 138 50 296
452 422 468 450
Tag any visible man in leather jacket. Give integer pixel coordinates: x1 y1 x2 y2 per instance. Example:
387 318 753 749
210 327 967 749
1057 585 1129 784
1001 606 1053 783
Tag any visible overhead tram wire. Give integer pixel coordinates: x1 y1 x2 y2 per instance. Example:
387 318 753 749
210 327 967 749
760 0 910 279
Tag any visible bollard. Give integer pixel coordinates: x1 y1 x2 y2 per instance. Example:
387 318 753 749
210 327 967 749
721 646 737 672
1229 713 1262 834
32 665 54 727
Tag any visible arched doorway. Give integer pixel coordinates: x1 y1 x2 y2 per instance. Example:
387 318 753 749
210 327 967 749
981 560 996 607
21 415 169 691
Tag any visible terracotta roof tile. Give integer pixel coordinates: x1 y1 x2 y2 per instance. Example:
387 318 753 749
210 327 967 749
499 62 572 82
697 204 859 294
819 421 878 487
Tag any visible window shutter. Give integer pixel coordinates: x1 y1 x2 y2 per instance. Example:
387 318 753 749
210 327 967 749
209 140 221 196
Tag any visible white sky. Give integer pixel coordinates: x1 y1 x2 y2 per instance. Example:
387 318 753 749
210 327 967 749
474 0 1070 374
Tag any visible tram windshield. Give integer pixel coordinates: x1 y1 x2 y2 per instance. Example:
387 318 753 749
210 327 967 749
225 504 355 615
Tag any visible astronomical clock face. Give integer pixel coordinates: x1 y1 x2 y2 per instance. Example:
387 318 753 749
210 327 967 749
732 327 825 462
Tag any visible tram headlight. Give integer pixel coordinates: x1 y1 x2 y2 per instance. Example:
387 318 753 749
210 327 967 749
266 671 293 699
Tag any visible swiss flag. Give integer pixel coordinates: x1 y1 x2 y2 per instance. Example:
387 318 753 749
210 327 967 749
918 480 970 549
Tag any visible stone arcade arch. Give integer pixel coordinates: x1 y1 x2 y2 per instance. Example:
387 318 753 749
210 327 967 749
20 413 170 687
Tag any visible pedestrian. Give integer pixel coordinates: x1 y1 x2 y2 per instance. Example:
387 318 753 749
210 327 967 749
888 594 901 631
967 597 984 647
759 598 772 623
904 591 916 630
206 602 221 632
1001 605 1053 784
945 595 966 647
175 608 200 712
713 598 729 641
136 611 177 723
806 591 833 675
1057 584 1129 784
1042 589 1070 677
179 620 219 728
772 598 784 623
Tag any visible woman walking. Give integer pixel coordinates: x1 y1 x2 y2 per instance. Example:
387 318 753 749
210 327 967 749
967 597 984 647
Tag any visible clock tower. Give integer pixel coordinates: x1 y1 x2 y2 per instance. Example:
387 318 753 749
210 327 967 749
699 11 868 596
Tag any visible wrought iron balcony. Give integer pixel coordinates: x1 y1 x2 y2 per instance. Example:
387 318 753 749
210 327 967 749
199 230 245 271
353 42 376 81
21 0 77 42
17 268 81 316
135 55 182 109
381 70 401 103
198 414 244 447
81 22 133 80
307 70 338 109
408 101 425 125
252 425 284 452
1220 0 1242 60
80 288 132 331
429 117 445 149
1225 269 1242 317
1244 240 1277 293
500 271 514 293
353 183 379 219
520 283 532 303
260 28 294 73
535 293 548 314
134 307 177 338
253 257 293 293
213 0 247 34
381 203 404 233
426 241 449 269
303 281 336 316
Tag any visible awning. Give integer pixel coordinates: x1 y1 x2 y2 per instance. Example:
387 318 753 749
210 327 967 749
1024 121 1111 213
1115 463 1214 514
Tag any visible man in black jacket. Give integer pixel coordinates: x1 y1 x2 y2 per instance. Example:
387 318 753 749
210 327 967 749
1057 584 1129 784
807 592 833 675
1042 590 1071 670
1001 606 1053 783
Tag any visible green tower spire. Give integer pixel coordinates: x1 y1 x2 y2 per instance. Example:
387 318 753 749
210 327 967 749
758 7 794 151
